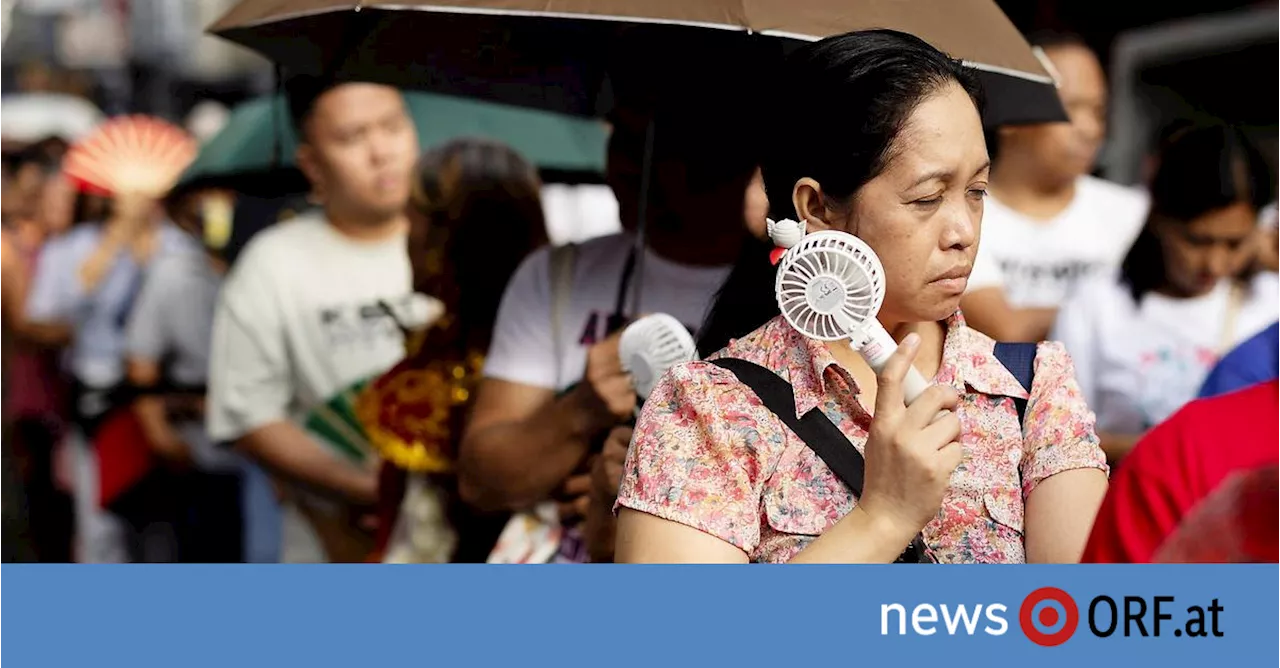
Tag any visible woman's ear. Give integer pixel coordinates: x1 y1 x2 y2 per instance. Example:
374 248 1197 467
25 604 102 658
791 177 834 232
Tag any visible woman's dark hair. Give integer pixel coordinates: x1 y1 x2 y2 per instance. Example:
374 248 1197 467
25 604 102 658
410 138 548 354
1120 123 1274 302
697 29 983 355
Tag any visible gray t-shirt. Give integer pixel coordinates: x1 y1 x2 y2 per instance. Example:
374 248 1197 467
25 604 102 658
205 214 416 443
125 247 236 472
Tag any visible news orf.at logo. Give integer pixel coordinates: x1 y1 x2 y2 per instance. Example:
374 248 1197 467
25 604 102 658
1019 587 1079 646
880 588 1225 645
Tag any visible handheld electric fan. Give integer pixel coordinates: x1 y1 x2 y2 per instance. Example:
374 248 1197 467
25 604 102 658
618 313 699 401
771 223 932 404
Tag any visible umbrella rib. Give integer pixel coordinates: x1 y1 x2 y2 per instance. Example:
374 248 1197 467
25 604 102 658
960 60 1054 84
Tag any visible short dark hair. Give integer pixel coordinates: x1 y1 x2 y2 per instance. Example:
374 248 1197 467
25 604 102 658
284 74 330 138
1120 123 1274 301
698 29 983 355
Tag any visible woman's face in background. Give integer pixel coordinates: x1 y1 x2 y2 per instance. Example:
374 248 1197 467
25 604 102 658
1157 201 1258 297
841 82 988 325
744 168 769 241
39 172 76 236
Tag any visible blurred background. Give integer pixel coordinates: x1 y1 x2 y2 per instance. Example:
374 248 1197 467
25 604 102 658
3 0 1276 184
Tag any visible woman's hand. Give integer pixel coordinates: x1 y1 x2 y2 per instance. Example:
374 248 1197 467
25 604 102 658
857 333 964 537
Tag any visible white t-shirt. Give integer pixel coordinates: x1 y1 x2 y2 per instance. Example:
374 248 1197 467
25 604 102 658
970 175 1150 307
1052 271 1279 433
206 214 423 442
484 233 731 391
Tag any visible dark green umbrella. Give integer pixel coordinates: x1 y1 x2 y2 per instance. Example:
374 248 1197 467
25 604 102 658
176 90 609 196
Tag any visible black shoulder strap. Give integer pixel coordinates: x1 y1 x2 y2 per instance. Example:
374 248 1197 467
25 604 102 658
711 358 866 497
992 342 1037 428
711 357 929 563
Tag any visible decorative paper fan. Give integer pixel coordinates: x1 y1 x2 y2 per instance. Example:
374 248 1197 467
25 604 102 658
351 351 483 474
62 115 198 197
304 378 379 467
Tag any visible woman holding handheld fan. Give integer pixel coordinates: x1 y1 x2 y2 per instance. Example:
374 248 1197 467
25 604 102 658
614 31 1108 564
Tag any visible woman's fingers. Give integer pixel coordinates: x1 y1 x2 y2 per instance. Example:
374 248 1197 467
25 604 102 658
918 411 963 451
903 384 960 430
872 332 921 420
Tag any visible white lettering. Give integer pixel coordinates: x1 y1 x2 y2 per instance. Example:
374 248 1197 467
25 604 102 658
941 604 983 635
880 604 907 636
912 604 938 636
881 602 1010 636
984 604 1009 635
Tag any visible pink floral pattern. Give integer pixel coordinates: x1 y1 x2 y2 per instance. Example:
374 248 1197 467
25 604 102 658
616 313 1107 563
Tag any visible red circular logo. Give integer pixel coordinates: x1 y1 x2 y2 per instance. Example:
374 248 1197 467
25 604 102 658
1019 587 1079 646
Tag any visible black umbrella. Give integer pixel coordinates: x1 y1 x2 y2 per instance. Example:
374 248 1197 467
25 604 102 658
210 0 1066 127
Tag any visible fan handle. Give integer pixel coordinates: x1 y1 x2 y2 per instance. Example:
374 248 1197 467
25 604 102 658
835 311 931 406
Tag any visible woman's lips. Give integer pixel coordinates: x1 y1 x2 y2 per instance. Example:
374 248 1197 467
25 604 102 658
930 266 972 294
931 276 969 294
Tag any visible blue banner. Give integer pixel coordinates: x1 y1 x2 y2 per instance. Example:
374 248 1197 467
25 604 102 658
4 565 1276 667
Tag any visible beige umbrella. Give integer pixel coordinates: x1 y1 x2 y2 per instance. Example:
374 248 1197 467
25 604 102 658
209 0 1064 126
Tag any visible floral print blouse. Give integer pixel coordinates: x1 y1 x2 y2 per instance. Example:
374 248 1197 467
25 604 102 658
616 312 1107 563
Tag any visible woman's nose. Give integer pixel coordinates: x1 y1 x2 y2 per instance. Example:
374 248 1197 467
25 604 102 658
941 200 979 250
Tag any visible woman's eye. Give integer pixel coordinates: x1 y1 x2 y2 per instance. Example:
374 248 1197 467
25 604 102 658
912 195 943 207
967 188 988 200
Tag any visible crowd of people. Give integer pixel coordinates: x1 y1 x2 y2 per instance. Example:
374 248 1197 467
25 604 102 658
2 27 1276 565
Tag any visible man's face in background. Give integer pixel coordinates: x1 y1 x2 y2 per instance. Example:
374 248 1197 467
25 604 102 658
1000 42 1109 184
297 83 419 223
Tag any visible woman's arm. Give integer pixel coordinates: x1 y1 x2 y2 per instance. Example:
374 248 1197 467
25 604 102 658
616 505 920 564
0 236 71 347
128 358 191 464
1018 341 1111 563
1024 468 1108 563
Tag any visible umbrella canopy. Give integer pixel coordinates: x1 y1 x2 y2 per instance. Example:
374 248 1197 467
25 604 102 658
209 0 1065 127
176 89 609 196
0 93 104 150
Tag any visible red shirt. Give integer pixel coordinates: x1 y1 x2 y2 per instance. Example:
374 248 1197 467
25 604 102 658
1082 380 1279 563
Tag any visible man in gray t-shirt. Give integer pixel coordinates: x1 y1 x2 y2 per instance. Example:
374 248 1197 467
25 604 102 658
125 245 246 561
125 247 235 471
204 77 421 563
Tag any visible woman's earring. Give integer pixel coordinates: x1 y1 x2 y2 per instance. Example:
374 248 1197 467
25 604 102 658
766 217 805 265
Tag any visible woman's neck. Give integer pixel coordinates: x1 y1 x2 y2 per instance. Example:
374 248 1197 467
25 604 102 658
826 318 947 410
